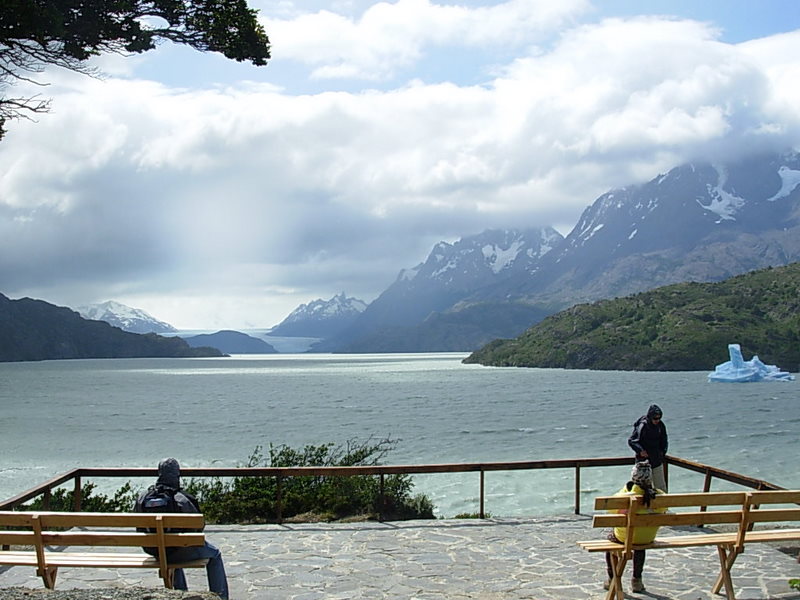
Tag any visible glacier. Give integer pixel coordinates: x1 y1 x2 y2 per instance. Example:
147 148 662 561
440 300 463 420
708 344 795 383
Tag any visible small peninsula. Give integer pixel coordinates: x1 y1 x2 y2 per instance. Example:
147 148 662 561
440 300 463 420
464 263 800 371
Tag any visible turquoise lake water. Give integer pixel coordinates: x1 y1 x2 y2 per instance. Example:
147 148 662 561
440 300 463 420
1 353 797 516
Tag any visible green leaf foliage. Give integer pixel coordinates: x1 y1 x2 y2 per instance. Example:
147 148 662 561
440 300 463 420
185 438 436 523
1 0 270 64
464 263 800 371
22 482 137 512
1 0 270 138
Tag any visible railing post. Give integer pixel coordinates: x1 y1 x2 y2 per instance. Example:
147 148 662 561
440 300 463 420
276 475 283 524
479 469 485 519
379 473 385 522
43 488 52 511
696 469 714 521
702 470 713 493
574 465 581 514
73 476 82 512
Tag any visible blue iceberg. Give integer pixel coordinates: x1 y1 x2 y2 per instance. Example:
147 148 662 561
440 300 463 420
708 344 795 383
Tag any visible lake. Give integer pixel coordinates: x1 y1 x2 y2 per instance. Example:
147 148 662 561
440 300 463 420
1 353 797 516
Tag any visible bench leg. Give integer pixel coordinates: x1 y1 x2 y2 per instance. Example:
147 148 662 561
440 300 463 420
606 553 628 600
37 565 58 589
163 568 175 589
712 545 740 600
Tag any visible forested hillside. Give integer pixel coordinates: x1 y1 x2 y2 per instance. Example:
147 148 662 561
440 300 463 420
0 294 223 362
464 263 800 371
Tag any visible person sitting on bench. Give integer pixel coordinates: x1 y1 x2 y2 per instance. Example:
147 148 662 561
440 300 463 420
604 460 666 593
135 458 230 599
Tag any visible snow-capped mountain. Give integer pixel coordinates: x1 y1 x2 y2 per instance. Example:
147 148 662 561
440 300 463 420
270 292 367 338
77 301 177 334
484 150 800 306
397 227 562 288
322 151 800 352
313 228 562 350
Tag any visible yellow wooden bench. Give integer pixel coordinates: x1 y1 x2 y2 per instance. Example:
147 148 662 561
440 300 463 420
577 489 800 600
0 511 208 590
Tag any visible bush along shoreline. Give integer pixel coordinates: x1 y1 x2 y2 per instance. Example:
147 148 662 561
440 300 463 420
22 438 436 523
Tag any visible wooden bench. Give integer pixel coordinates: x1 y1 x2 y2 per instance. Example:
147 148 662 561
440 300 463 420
0 511 208 590
577 490 800 600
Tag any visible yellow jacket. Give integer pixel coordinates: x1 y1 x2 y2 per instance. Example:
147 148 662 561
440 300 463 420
611 484 666 545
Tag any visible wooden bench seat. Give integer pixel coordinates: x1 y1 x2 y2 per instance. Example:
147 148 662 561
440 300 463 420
577 489 800 600
0 511 208 589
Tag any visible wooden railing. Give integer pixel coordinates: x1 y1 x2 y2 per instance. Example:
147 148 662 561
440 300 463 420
0 455 783 520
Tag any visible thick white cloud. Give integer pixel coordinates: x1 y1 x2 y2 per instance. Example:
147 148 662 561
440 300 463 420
1 6 799 328
268 0 589 79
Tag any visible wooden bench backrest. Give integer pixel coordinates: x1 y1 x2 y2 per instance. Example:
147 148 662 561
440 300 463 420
592 489 800 554
0 511 205 529
0 511 205 549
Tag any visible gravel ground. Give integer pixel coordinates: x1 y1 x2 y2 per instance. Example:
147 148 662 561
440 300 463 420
0 589 221 600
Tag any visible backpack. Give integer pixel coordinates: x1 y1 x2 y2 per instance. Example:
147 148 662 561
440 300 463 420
140 484 180 514
138 484 182 554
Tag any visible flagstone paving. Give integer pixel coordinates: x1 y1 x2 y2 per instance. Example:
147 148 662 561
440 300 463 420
2 515 798 599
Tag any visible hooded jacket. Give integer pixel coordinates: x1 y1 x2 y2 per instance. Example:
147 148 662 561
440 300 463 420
627 405 668 468
134 458 202 521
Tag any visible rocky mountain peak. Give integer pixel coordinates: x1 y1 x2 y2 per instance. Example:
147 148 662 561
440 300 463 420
77 301 177 334
270 292 367 338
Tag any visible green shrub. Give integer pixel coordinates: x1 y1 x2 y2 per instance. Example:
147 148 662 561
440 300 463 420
21 482 137 512
185 437 436 524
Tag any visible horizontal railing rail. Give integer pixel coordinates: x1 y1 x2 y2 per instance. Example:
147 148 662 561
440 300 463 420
0 455 783 520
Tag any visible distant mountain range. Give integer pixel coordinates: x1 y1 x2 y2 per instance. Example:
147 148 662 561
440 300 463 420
311 228 561 352
7 150 800 358
270 293 367 338
77 300 177 334
74 302 279 353
316 151 800 352
0 294 223 362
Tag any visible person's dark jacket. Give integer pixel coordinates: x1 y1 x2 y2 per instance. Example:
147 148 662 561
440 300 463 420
628 415 668 468
134 458 203 555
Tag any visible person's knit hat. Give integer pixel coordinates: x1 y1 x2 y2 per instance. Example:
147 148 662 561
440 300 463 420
647 404 663 420
156 457 181 489
631 460 653 487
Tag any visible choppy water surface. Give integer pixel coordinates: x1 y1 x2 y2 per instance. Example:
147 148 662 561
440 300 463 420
1 353 797 516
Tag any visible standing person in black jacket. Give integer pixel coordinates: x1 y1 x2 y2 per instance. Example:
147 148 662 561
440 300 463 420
135 458 230 599
628 404 668 492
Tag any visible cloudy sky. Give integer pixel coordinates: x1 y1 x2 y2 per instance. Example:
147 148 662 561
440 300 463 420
1 0 799 330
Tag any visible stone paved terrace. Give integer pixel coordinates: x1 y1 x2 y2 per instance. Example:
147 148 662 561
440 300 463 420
1 515 799 599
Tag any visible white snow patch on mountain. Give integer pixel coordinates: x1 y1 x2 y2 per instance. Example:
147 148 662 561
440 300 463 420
700 184 745 221
698 165 745 222
583 223 604 242
431 259 458 279
482 239 524 274
537 228 562 257
766 166 800 201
